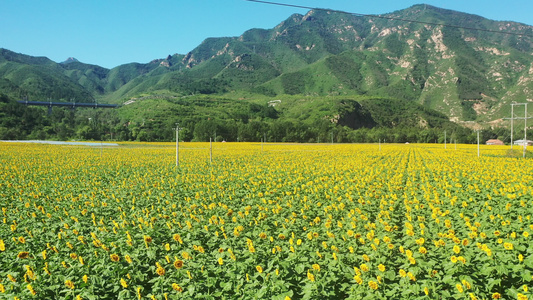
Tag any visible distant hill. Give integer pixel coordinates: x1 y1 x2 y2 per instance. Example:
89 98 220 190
1 4 533 127
60 57 80 64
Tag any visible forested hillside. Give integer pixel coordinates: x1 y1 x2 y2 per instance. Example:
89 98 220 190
1 4 532 142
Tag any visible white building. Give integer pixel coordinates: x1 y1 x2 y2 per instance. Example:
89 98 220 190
513 139 533 146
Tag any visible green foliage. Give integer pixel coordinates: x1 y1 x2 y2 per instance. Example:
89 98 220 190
325 54 363 92
383 33 406 58
441 27 490 100
281 71 312 95
3 3 533 128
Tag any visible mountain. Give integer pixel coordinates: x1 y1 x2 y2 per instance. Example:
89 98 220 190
61 57 80 64
1 4 533 125
101 4 533 122
0 49 94 101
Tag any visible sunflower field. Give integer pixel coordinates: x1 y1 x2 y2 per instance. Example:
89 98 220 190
0 141 532 299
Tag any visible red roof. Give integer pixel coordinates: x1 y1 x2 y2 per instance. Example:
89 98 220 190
486 139 504 145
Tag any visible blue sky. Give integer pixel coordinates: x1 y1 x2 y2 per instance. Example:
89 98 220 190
1 0 532 69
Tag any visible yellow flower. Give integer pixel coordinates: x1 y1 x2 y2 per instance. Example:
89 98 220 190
492 292 501 299
0 239 5 251
405 249 413 257
82 275 88 283
378 264 385 272
504 242 513 250
110 253 120 262
399 269 407 277
125 255 132 264
307 270 315 282
156 266 165 276
456 283 463 293
451 256 458 263
368 281 378 290
65 280 75 289
453 245 461 254
218 257 224 265
174 259 184 269
120 278 128 288
360 264 369 272
256 265 263 273
462 280 471 290
354 275 363 284
362 254 370 261
517 293 528 300
419 247 427 254
27 284 36 295
17 251 29 259
407 272 416 281
172 283 183 292
312 264 320 272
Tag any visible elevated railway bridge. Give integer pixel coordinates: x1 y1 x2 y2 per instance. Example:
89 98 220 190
17 100 118 114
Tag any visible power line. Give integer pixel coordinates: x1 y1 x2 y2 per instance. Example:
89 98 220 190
245 0 533 37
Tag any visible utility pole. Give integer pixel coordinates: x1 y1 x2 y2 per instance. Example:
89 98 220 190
504 103 532 158
523 103 528 158
174 123 182 167
511 104 514 149
477 130 480 157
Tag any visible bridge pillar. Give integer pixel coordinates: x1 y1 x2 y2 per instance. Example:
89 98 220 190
48 105 52 115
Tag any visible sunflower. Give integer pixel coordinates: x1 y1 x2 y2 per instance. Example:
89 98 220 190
368 281 378 290
174 260 184 269
110 254 120 262
65 280 75 289
172 283 183 292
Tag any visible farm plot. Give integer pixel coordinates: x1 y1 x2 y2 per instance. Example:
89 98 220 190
0 142 532 299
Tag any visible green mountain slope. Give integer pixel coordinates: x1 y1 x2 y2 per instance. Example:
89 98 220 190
0 49 94 101
1 4 533 124
101 5 532 122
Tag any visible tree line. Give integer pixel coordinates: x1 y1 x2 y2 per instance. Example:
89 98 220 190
1 93 526 144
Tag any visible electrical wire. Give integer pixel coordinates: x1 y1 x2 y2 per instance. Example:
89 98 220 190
245 0 533 37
